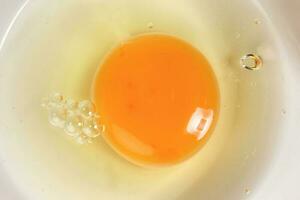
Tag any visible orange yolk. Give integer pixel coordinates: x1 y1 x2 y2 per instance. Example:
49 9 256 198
92 34 220 166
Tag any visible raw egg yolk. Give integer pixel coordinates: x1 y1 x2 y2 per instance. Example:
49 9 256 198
92 34 219 166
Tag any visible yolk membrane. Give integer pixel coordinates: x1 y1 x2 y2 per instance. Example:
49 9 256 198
92 34 220 166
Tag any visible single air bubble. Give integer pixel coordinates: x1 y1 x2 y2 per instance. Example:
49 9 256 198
64 114 83 137
82 118 104 138
65 99 78 116
147 22 154 29
82 122 100 138
43 93 65 110
245 188 251 195
254 18 262 25
76 135 90 144
240 53 262 71
50 93 64 104
49 108 67 128
78 100 95 118
65 99 78 110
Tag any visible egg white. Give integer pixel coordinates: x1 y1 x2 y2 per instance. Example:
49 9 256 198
0 0 286 199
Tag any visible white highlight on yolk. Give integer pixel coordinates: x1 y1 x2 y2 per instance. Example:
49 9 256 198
186 107 214 140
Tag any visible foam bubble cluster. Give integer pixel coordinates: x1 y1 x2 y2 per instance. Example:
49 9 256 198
42 93 104 144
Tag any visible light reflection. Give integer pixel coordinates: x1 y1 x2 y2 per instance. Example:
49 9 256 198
186 107 214 140
111 125 154 156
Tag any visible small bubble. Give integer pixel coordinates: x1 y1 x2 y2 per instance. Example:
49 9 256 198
240 53 262 71
49 108 67 128
281 109 286 115
245 188 251 195
78 100 95 118
147 22 154 29
82 121 100 138
43 93 65 110
76 135 89 144
65 99 78 110
82 118 104 138
66 109 76 117
82 127 99 138
254 18 262 25
50 93 64 104
64 115 83 137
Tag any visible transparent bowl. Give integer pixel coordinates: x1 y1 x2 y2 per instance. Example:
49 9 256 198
0 0 299 199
